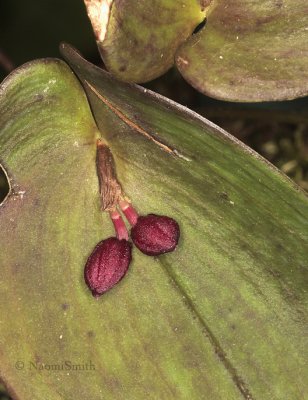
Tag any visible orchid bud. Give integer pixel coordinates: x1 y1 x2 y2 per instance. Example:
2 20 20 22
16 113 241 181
84 237 132 297
131 214 180 256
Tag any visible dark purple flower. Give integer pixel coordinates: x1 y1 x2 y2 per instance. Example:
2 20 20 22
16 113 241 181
84 237 132 297
131 214 180 256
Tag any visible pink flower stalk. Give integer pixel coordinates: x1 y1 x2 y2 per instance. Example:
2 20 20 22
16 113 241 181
119 200 180 256
110 209 129 240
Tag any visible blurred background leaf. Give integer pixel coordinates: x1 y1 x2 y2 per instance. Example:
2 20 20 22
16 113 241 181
87 0 308 101
176 0 308 101
84 0 206 82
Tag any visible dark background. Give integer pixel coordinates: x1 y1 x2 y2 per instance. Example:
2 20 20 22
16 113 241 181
0 0 307 204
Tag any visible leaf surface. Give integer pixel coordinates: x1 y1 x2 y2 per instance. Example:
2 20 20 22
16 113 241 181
0 46 307 399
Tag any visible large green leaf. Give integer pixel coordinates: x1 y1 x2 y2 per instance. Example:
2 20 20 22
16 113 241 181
91 0 308 101
0 45 307 399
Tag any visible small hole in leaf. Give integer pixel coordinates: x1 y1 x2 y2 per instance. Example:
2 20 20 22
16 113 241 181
0 165 10 205
193 18 207 34
0 383 12 400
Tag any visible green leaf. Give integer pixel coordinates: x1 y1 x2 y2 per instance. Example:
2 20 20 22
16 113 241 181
85 0 206 82
176 0 308 101
0 45 307 399
92 0 308 101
